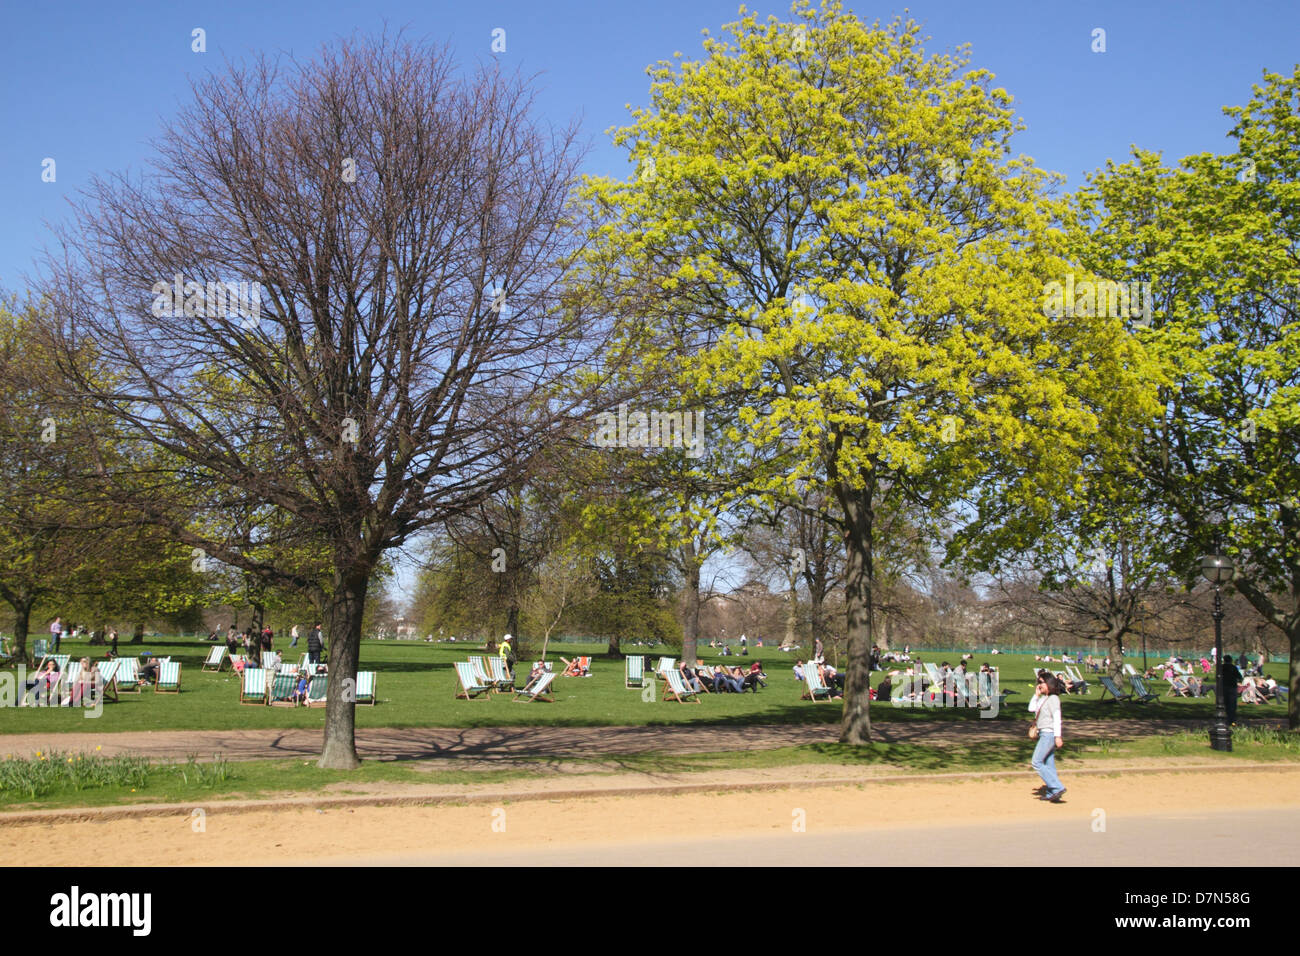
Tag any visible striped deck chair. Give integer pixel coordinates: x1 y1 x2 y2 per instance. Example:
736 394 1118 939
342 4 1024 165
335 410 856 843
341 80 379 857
115 657 141 693
655 657 675 677
455 661 492 700
33 639 48 660
512 670 556 703
354 671 377 705
468 655 494 687
240 667 268 705
95 659 121 703
278 661 299 675
663 668 701 703
485 657 514 691
1123 663 1138 677
802 667 834 701
57 661 83 706
202 646 227 671
626 655 646 688
923 662 943 686
299 653 312 672
156 660 182 693
306 675 328 707
0 637 10 661
1128 675 1159 703
1099 675 1132 702
267 671 298 706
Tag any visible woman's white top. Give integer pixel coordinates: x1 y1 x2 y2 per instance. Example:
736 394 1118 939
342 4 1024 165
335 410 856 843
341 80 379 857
1029 693 1063 738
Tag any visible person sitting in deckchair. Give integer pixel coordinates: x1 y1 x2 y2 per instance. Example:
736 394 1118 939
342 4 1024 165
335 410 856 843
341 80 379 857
139 658 160 684
1240 676 1268 705
23 660 60 705
693 661 717 692
291 670 310 706
677 661 705 694
1169 675 1192 697
521 661 547 693
792 660 805 682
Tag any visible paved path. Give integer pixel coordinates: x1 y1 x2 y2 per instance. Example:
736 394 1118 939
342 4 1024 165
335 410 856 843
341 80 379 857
1 717 1281 763
345 806 1300 867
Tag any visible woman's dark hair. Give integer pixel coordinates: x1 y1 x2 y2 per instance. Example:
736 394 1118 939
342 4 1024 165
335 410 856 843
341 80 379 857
1046 676 1067 696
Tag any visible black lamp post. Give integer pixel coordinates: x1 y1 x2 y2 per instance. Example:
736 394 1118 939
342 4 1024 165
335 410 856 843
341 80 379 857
1199 553 1234 752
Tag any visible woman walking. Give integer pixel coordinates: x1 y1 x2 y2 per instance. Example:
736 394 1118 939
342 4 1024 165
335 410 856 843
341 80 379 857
1029 673 1067 802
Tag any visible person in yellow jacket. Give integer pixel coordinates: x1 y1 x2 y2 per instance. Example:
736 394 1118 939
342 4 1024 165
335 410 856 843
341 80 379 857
499 633 517 678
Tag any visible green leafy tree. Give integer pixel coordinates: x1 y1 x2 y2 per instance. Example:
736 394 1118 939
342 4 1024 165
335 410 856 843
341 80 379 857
1073 68 1300 726
585 1 1151 742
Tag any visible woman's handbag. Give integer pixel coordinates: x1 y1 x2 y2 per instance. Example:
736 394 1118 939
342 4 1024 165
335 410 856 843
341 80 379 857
1028 723 1039 739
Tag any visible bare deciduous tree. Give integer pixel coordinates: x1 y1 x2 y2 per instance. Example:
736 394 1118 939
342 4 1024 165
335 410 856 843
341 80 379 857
42 36 615 768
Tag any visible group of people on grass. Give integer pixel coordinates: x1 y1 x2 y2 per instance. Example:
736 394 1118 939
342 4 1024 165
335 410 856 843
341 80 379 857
20 654 161 705
677 659 767 694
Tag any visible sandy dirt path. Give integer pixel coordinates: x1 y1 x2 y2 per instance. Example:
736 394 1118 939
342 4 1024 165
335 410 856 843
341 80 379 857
6 766 1297 866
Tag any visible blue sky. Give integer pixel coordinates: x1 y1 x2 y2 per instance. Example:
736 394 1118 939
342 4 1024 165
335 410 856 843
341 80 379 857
2 0 1298 290
1 0 1296 607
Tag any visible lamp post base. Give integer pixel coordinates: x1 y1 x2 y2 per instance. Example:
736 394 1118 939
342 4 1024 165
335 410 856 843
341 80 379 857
1209 722 1233 752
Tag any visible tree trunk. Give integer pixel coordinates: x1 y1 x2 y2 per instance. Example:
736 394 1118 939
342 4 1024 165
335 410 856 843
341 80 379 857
680 542 701 664
1288 627 1298 731
10 599 33 662
130 622 144 644
838 493 875 745
785 575 798 648
506 603 522 658
607 631 621 656
317 572 370 770
1106 623 1126 679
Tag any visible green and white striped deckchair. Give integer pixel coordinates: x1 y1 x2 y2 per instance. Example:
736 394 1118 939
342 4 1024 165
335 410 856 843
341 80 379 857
802 668 834 702
655 657 675 677
354 671 376 705
202 646 227 671
95 659 121 703
58 661 83 705
922 662 943 686
156 660 182 693
278 661 299 675
663 668 701 703
512 670 555 703
1128 675 1159 703
115 657 141 693
625 655 646 688
306 675 328 707
299 653 311 672
267 671 297 705
467 655 494 687
240 667 268 705
485 657 514 691
455 661 492 700
33 639 48 660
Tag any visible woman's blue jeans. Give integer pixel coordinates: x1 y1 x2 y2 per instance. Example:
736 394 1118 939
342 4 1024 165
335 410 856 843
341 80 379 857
1032 731 1063 794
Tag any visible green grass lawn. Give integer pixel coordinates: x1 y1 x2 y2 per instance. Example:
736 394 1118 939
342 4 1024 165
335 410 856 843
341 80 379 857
1 637 1290 735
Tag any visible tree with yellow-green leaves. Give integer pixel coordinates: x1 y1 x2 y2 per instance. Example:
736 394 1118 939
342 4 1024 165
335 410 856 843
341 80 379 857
1072 68 1300 729
585 1 1155 743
